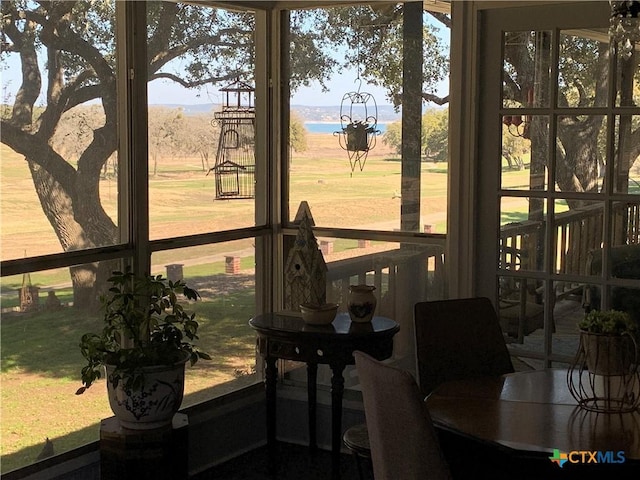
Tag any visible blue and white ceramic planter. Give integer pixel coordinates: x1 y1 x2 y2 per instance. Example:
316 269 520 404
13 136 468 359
105 356 187 430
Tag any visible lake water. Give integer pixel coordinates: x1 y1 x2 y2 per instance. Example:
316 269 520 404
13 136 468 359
304 122 388 134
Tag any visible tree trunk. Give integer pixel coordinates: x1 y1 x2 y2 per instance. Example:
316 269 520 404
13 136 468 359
16 137 119 310
556 117 602 207
28 155 118 311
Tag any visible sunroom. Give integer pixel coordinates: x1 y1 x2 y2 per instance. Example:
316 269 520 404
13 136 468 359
1 1 639 478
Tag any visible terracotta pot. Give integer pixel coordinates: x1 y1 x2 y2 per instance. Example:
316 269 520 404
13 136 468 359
105 355 188 430
348 284 377 323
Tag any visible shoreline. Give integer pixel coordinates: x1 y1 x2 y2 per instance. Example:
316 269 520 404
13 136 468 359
304 120 395 124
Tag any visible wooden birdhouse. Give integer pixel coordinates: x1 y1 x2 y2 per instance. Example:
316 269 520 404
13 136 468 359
284 202 327 311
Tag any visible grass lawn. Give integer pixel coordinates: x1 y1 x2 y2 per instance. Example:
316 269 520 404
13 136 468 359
0 274 257 474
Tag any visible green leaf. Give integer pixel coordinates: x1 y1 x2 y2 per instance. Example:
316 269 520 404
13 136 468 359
78 269 210 393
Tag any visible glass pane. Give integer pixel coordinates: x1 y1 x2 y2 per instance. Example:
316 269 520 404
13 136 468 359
0 3 119 261
608 285 640 328
501 115 549 190
498 276 545 345
283 237 446 388
147 3 256 240
583 281 603 311
1 144 67 260
556 115 606 193
0 247 257 474
500 197 546 273
1 265 114 474
612 200 640 245
613 115 640 194
586 284 640 330
554 199 603 276
287 5 449 233
150 240 258 406
504 279 584 368
615 39 640 107
559 30 609 108
502 31 551 108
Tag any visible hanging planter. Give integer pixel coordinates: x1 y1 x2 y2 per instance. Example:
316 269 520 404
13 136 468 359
334 79 380 174
345 121 372 153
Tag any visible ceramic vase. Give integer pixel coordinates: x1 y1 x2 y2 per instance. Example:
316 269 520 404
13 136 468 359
348 284 377 323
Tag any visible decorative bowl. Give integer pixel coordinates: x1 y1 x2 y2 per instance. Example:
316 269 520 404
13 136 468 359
300 303 339 325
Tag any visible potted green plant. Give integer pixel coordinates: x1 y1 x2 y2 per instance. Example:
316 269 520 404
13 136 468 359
77 269 210 429
578 309 637 376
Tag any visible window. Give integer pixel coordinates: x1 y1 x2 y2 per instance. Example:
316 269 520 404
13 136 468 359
477 3 640 368
286 4 450 235
1 7 120 263
1 1 454 474
0 1 263 473
146 3 258 238
150 242 258 407
145 1 261 408
282 3 451 386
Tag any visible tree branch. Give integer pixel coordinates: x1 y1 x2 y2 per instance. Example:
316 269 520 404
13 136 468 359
1 121 77 195
34 7 114 85
65 84 104 110
423 92 449 105
33 67 103 139
148 4 252 76
148 31 252 76
16 4 118 140
426 11 451 29
2 4 41 127
149 71 246 89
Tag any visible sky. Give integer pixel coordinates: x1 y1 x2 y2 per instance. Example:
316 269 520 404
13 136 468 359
4 57 434 108
3 12 448 109
293 74 393 106
293 81 392 106
146 69 394 107
4 55 395 107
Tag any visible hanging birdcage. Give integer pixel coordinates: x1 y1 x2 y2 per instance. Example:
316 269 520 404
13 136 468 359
208 79 256 199
334 79 380 174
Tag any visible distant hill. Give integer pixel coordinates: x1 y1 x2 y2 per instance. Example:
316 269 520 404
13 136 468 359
150 103 220 115
149 103 402 123
292 104 401 123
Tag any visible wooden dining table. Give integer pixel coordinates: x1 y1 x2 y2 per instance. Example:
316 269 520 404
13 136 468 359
425 369 640 476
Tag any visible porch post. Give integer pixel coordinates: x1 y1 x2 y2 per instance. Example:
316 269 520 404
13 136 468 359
400 2 423 233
